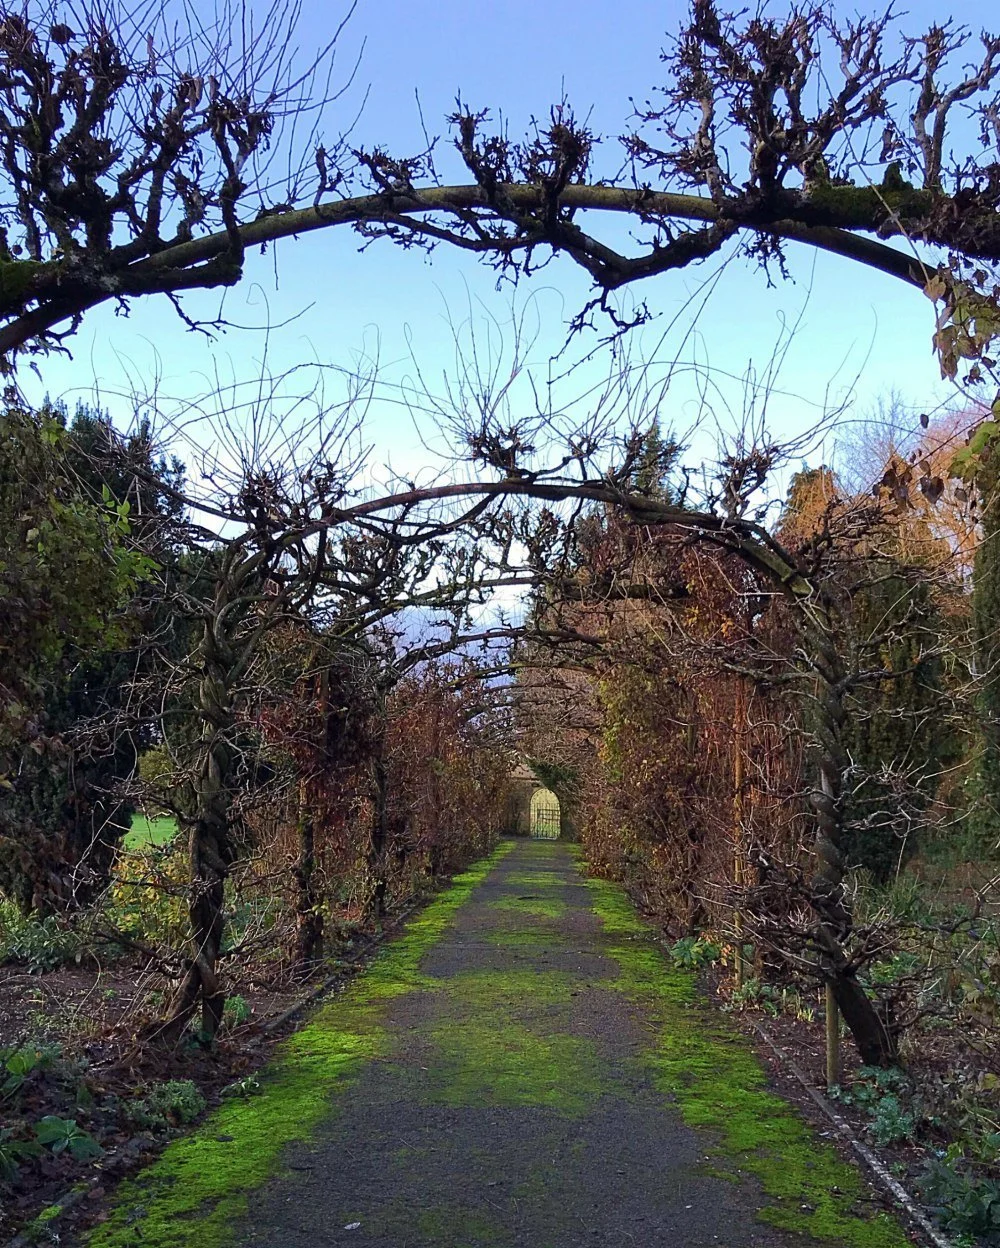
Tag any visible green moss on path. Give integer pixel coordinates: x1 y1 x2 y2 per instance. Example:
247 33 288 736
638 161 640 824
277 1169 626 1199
84 843 513 1248
585 874 909 1248
425 1010 603 1112
82 840 910 1248
365 1199 513 1246
489 893 567 920
407 964 605 1112
502 870 566 889
484 925 566 949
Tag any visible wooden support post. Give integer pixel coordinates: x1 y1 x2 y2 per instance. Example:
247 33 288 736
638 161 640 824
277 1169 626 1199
825 983 842 1091
732 689 746 989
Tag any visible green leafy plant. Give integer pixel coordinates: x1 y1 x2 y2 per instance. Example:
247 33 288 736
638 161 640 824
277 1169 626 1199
724 977 780 1017
1 1043 60 1100
778 986 816 1023
220 1075 262 1099
123 1079 206 1131
831 1065 909 1107
222 994 251 1027
0 912 83 973
868 1094 917 1146
33 1116 101 1161
830 1067 917 1145
722 975 816 1022
920 1149 1000 1244
866 951 922 988
0 1128 41 1182
669 935 722 970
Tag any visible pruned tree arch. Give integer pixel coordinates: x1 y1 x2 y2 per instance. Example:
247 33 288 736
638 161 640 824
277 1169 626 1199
4 0 1000 378
2 0 984 1072
484 471 907 1066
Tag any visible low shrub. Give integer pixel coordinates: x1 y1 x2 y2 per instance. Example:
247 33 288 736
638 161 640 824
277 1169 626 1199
0 904 84 973
868 1093 917 1146
222 995 251 1028
669 934 722 970
920 1149 1000 1245
123 1079 206 1132
865 950 922 988
830 1066 918 1146
106 846 187 948
725 976 777 1015
723 977 815 1021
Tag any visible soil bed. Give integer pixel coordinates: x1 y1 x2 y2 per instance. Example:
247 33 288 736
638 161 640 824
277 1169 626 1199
0 899 422 1244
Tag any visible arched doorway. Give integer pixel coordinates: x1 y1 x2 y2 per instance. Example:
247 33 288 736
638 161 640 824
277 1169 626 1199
529 788 561 839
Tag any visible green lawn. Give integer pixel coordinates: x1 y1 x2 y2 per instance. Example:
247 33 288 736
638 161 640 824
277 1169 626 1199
125 813 179 849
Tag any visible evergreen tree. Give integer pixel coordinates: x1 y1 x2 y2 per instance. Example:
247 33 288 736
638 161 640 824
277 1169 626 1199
0 403 185 911
628 421 680 500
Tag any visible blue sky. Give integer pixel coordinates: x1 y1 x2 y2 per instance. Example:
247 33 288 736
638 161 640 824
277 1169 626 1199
31 0 972 490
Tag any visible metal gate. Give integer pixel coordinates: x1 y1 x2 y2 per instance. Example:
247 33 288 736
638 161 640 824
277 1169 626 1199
530 788 561 839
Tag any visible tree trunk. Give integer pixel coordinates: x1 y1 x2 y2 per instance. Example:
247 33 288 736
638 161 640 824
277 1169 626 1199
807 617 900 1067
369 741 389 919
827 968 897 1066
293 776 324 968
161 629 236 1044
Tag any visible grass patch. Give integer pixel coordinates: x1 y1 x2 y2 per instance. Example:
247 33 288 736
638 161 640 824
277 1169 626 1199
85 842 513 1248
124 814 178 849
584 873 909 1248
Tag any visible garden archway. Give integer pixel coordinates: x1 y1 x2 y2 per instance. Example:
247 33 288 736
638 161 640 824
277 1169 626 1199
529 788 561 840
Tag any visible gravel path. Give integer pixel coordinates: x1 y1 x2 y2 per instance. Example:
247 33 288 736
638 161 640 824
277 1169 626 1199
229 841 907 1248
